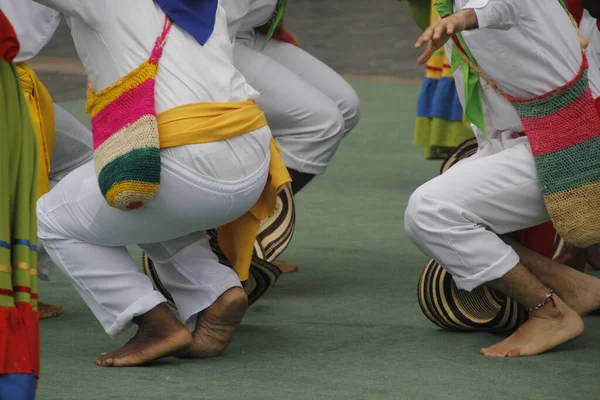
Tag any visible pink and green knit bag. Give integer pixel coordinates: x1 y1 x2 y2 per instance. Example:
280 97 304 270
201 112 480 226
450 28 600 248
85 17 172 211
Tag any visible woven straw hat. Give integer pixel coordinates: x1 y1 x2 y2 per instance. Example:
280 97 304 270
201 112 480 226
254 182 296 263
417 139 568 332
142 183 295 307
439 138 478 174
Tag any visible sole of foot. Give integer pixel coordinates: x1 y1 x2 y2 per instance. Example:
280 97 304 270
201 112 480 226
39 302 63 320
96 304 193 367
180 287 248 358
480 297 583 358
273 259 299 274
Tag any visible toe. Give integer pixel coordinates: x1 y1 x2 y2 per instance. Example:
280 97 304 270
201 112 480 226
507 349 521 358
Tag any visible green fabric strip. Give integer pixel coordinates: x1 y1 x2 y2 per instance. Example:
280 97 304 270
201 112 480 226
0 60 39 311
535 136 600 194
262 0 287 49
98 147 162 195
434 0 487 138
511 70 589 118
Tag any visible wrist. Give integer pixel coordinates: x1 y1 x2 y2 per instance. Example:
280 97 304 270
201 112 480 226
455 9 479 31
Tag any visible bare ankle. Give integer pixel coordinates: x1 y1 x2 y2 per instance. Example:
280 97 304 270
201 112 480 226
529 294 568 320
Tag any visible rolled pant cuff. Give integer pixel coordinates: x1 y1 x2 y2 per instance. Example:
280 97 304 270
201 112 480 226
106 291 167 339
452 249 520 292
182 273 243 331
278 146 328 176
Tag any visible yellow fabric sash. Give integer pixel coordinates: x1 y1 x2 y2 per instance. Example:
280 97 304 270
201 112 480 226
16 63 55 199
158 100 291 281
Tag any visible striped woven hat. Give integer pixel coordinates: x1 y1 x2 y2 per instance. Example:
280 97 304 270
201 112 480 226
254 182 295 262
417 140 568 332
439 138 478 175
417 232 566 332
142 183 295 307
142 232 281 308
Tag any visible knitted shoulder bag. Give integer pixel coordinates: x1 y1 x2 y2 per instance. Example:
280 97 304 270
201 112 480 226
85 17 173 211
442 3 600 248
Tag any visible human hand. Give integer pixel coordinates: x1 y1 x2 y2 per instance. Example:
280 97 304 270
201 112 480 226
415 9 478 64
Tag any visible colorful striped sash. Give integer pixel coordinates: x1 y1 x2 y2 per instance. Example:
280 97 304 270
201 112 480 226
86 17 172 211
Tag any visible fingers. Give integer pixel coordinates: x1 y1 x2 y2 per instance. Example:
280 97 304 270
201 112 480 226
445 21 456 36
417 42 434 65
415 27 434 49
415 19 458 64
432 22 446 41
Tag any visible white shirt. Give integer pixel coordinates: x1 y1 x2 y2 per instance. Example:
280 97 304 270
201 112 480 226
34 0 269 181
581 11 600 97
0 0 61 63
222 0 277 41
446 0 583 147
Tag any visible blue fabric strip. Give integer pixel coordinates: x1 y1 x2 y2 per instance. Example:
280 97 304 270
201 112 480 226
416 77 465 121
0 374 36 400
0 241 11 250
12 239 36 251
154 0 218 45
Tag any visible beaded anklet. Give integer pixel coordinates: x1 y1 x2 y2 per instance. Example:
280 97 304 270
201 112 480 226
527 289 558 311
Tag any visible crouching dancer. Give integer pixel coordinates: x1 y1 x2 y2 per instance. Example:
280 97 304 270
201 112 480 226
34 0 290 367
406 0 600 357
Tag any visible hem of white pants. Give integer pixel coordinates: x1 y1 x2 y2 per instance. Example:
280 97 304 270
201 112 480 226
278 146 328 175
452 248 520 292
106 291 167 339
181 274 243 330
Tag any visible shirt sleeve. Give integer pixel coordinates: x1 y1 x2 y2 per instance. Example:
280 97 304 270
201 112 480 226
32 0 77 17
461 0 522 30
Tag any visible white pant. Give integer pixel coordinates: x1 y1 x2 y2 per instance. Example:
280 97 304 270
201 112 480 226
404 135 550 291
38 103 93 281
234 32 361 175
37 145 270 338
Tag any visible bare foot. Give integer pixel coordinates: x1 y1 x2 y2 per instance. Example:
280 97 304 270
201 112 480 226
480 296 583 357
39 302 63 320
96 303 192 367
181 287 248 358
273 259 299 274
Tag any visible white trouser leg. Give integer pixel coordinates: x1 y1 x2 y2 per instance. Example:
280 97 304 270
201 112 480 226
405 142 550 291
140 231 242 330
37 152 269 338
48 103 93 186
234 36 357 175
256 33 361 136
39 103 93 281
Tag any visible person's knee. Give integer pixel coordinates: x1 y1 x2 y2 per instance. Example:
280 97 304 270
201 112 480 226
405 188 428 245
404 185 447 248
339 86 361 134
36 195 58 240
304 98 346 147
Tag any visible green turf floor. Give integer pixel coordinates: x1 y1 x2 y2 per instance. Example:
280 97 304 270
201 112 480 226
38 81 600 400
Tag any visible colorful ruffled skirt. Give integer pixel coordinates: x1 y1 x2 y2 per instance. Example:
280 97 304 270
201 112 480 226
413 0 474 159
0 59 40 400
